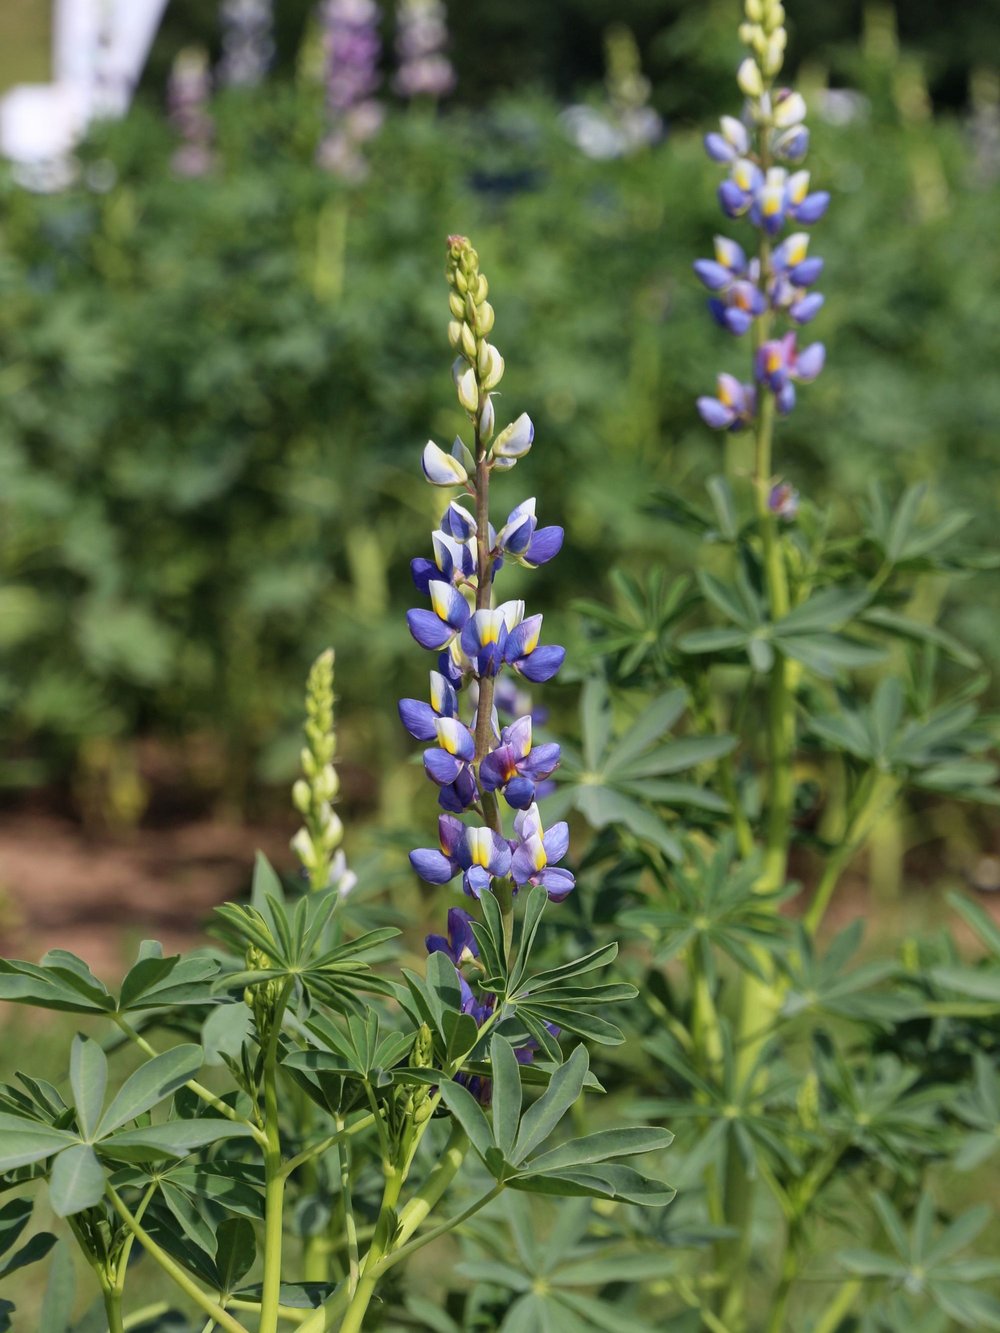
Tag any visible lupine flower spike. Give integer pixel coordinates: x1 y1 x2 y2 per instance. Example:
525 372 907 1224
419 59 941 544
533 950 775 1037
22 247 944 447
393 0 456 101
406 237 573 1101
291 648 356 896
695 0 827 512
318 0 384 181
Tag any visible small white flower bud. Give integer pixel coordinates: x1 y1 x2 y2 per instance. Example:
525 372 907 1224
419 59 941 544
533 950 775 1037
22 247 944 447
447 320 462 348
448 292 465 319
745 0 763 20
457 367 479 413
763 34 784 76
479 343 504 390
474 301 495 335
479 395 495 443
292 779 311 815
460 322 477 360
737 58 764 97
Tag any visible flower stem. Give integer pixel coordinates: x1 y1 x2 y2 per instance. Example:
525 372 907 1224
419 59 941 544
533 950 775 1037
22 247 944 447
106 1187 249 1333
337 1166 405 1333
392 1123 469 1250
803 771 899 935
258 981 295 1333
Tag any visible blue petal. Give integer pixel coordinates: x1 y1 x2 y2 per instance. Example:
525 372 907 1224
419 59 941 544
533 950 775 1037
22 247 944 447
424 748 462 786
538 867 575 902
524 527 564 567
407 609 451 650
398 698 438 740
411 558 437 594
410 849 457 884
504 776 535 809
516 645 566 683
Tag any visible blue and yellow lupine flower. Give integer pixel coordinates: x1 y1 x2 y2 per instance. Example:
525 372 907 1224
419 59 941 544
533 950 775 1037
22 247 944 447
398 669 460 741
411 528 477 595
510 803 575 901
755 332 826 413
407 579 471 651
694 236 767 336
423 716 479 812
425 906 479 965
495 498 565 569
409 814 513 899
704 114 749 163
503 613 566 683
697 373 757 431
480 716 561 810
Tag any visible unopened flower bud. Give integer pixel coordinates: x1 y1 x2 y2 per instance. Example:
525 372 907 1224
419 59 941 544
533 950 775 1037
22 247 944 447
492 411 534 461
474 301 495 336
292 779 312 815
460 322 477 360
422 439 469 486
479 343 504 390
479 395 495 442
447 320 462 348
457 366 479 413
763 34 785 77
412 1022 434 1067
745 0 763 20
451 435 476 474
737 58 764 97
448 293 465 319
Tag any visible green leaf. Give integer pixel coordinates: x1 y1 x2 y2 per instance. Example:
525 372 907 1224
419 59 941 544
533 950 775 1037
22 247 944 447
778 632 886 676
490 1036 523 1160
525 1127 673 1174
776 586 871 635
0 1230 57 1282
0 1200 34 1259
39 1242 75 1333
602 690 687 775
96 1045 203 1136
100 1118 255 1162
438 1080 496 1165
215 1218 256 1295
69 1036 107 1141
513 1044 589 1164
0 1113 78 1170
580 678 613 772
49 1145 105 1218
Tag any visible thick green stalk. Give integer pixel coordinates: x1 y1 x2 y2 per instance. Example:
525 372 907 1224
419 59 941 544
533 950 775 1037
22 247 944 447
393 1122 469 1249
812 1278 862 1333
258 981 295 1333
377 1183 504 1274
103 1287 125 1333
337 1131 360 1294
337 1166 405 1333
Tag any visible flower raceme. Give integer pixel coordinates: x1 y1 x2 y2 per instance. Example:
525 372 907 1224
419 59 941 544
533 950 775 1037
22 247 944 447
695 0 827 467
404 237 575 1099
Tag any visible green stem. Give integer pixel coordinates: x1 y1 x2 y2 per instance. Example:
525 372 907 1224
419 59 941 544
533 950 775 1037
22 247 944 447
377 1183 504 1275
812 1278 862 1333
803 772 899 935
337 1128 360 1295
228 1297 310 1324
113 1016 267 1149
338 1166 405 1333
103 1287 125 1333
259 981 295 1333
393 1123 469 1250
278 1112 376 1181
106 1187 249 1333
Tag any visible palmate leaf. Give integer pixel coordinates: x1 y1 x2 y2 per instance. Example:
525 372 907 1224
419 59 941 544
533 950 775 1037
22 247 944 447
550 679 731 861
778 923 917 1026
574 568 695 680
438 1042 672 1205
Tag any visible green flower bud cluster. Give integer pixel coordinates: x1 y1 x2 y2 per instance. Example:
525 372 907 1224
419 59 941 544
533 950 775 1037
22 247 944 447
244 943 283 1038
291 649 349 893
445 235 504 455
738 0 787 94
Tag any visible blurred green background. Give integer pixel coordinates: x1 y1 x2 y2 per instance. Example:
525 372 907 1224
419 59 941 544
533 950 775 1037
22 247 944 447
0 0 998 856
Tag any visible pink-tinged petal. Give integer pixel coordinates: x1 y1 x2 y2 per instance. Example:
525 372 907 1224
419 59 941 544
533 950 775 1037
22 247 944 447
398 698 438 740
410 848 457 883
479 748 508 792
408 609 452 650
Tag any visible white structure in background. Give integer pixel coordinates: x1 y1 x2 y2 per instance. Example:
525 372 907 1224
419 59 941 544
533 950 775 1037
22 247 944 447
0 0 169 190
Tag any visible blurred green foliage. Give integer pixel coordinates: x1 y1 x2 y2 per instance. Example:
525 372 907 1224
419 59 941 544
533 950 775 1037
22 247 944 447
1 32 998 812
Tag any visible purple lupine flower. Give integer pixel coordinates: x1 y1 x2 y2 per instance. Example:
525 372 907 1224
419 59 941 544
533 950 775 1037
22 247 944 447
426 906 479 964
318 0 384 182
769 232 824 324
480 716 561 810
755 333 825 413
510 803 575 902
423 716 479 812
411 529 477 594
410 815 513 898
407 580 471 650
504 615 566 683
168 48 215 178
219 0 274 88
494 499 565 569
399 670 460 739
697 374 757 432
704 114 749 163
694 236 766 336
393 0 456 100
769 482 800 520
